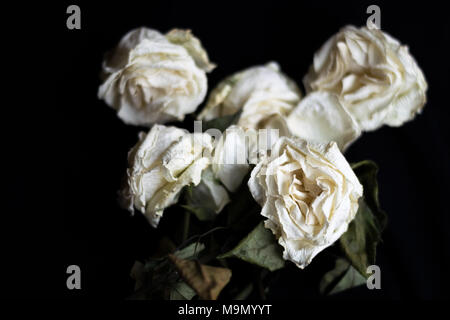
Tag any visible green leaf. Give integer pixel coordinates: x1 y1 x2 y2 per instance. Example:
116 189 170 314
128 258 176 300
127 243 205 300
182 200 216 222
320 258 366 295
130 261 147 292
170 281 197 300
182 168 230 221
340 160 387 277
174 242 206 260
233 283 254 300
202 109 242 132
351 160 387 230
218 221 285 271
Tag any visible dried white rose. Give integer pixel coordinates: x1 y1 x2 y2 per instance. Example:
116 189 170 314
287 92 361 151
248 137 363 268
304 25 427 131
98 27 214 126
120 124 214 227
198 62 301 135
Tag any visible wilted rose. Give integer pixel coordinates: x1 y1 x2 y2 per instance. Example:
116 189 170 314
248 136 363 268
198 62 301 135
120 124 214 227
99 27 214 126
304 25 427 131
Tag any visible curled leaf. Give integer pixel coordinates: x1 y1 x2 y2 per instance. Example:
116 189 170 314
320 258 366 295
340 160 387 277
174 242 206 260
218 221 285 271
168 254 232 300
182 168 230 221
169 281 197 300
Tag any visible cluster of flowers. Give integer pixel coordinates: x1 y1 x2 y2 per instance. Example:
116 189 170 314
98 25 426 269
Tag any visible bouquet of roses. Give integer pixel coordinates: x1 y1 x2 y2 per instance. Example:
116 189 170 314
97 25 427 299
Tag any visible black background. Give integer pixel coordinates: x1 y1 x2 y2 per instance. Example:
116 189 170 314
5 0 449 300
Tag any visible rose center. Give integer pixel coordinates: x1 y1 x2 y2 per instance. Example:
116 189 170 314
290 169 322 207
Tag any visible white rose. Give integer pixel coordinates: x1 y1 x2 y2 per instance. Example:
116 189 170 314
304 25 427 131
248 137 363 268
120 124 214 227
198 62 301 135
98 27 214 126
287 92 361 151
